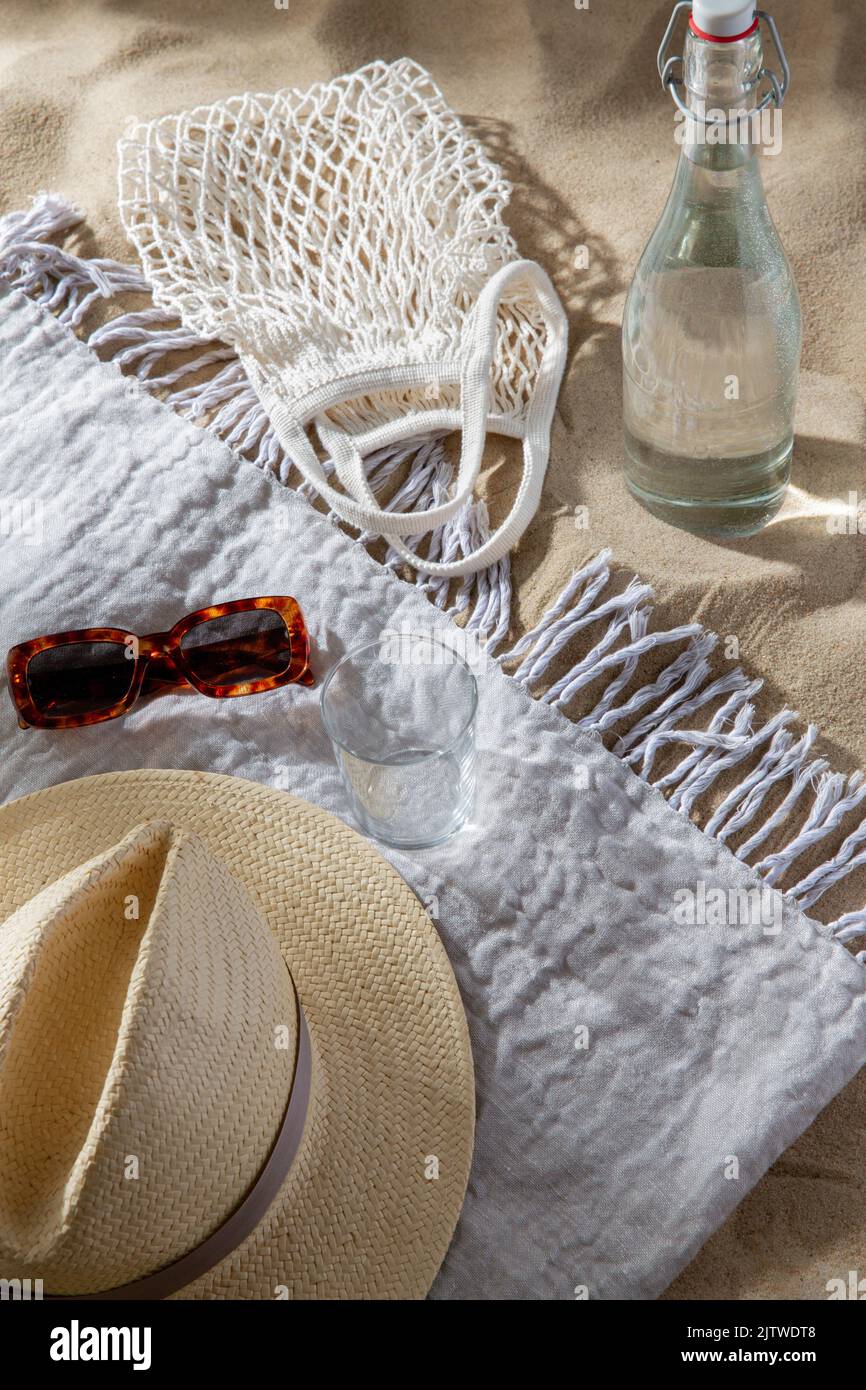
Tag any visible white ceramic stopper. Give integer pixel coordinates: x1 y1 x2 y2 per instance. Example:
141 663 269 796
691 0 756 37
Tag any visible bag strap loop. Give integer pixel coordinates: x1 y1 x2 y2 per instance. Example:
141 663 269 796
263 260 567 578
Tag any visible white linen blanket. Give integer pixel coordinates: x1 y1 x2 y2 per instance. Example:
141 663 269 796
1 287 865 1299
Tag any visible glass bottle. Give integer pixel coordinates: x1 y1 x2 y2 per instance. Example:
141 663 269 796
622 5 801 537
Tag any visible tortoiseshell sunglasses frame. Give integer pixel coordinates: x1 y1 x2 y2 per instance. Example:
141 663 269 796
7 596 313 730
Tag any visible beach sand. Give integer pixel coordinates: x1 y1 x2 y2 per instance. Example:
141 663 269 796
2 0 864 1301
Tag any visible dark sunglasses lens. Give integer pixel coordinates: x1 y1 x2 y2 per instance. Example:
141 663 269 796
26 641 135 718
180 608 292 688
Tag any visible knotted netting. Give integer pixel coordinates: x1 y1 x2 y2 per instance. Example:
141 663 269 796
119 58 567 577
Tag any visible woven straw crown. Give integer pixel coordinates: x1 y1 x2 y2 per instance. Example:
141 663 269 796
0 820 297 1295
0 771 474 1299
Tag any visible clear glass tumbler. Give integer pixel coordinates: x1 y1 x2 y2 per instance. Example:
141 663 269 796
319 632 477 849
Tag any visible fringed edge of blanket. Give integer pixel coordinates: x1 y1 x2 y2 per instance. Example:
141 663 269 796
498 549 866 956
2 194 864 955
0 194 511 648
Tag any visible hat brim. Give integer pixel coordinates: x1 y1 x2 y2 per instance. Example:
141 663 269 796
0 769 475 1300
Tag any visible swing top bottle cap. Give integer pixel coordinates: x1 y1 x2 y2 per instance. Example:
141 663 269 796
690 1 757 41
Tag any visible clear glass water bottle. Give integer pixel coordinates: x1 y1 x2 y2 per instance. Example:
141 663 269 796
622 2 801 537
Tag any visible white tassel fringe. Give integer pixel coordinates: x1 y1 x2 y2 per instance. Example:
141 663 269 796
498 551 866 954
3 196 865 958
0 194 510 638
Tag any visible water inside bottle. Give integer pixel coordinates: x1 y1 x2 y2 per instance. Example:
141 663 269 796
622 22 801 537
623 263 797 536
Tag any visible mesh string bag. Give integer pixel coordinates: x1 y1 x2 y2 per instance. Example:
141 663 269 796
118 58 568 578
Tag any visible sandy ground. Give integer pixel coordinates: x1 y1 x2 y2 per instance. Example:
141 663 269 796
1 0 865 1301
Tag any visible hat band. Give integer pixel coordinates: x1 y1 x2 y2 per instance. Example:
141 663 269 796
46 1003 313 1301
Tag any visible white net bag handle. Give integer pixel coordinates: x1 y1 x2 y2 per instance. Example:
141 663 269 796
118 63 570 579
262 259 567 578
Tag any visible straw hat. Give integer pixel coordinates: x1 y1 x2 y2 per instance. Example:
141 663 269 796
0 770 474 1300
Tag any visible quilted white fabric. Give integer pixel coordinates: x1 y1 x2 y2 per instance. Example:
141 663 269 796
1 288 865 1299
117 59 568 578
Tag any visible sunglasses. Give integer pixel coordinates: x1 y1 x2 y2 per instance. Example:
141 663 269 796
7 597 313 730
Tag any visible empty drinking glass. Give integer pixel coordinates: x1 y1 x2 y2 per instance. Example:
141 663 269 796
320 631 477 849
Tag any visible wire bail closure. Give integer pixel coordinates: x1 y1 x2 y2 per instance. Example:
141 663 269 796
657 4 790 128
